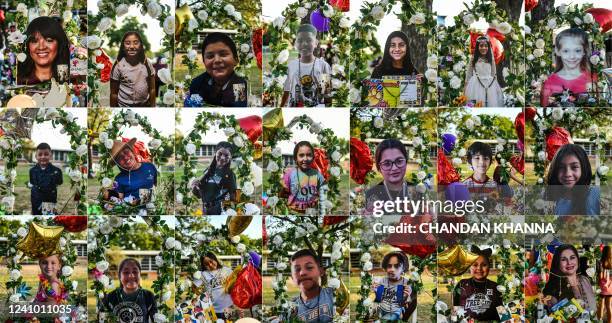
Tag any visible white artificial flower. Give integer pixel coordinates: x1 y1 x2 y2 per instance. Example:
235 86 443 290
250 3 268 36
267 161 279 172
426 55 438 69
96 261 109 272
339 17 350 28
534 199 546 210
271 147 282 158
296 7 308 19
16 53 26 62
236 243 246 254
373 117 384 128
409 12 425 25
533 48 544 58
273 235 283 246
349 87 361 103
425 69 437 82
155 255 164 267
75 144 87 157
272 16 285 28
322 4 334 17
277 49 289 64
416 171 426 181
9 293 20 302
231 235 241 243
463 13 475 25
62 266 74 277
558 4 568 14
163 16 175 35
8 31 26 45
267 196 279 207
244 203 260 216
149 139 162 150
146 0 162 18
330 166 341 177
573 17 582 25
17 227 27 237
232 11 242 21
496 22 512 34
197 10 208 21
157 68 172 84
86 35 102 49
371 5 385 20
586 267 596 277
242 181 255 196
590 55 600 65
598 165 609 176
452 157 462 167
552 108 564 121
185 143 196 155
98 17 112 33
163 90 175 105
224 4 235 15
187 18 198 32
465 119 474 130
331 151 341 162
16 3 27 15
458 148 466 157
535 38 545 49
186 49 198 62
232 135 245 148
116 4 129 16
276 262 288 271
496 144 504 152
496 285 506 293
240 43 250 53
164 237 176 249
453 62 464 74
225 208 237 216
436 300 448 312
416 183 426 194
9 269 21 281
547 18 557 30
328 278 341 289
450 76 462 89
363 261 373 271
153 313 167 323
360 252 371 262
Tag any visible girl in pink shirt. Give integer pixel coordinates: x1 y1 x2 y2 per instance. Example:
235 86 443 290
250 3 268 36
540 28 594 107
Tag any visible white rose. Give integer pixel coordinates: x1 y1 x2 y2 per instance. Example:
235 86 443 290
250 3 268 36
186 49 198 62
224 4 235 15
193 271 202 280
16 53 26 62
328 278 341 289
533 48 544 58
450 76 462 89
276 262 287 271
535 38 545 49
267 196 279 207
96 261 109 272
574 17 582 25
363 298 373 307
267 161 279 172
155 255 164 267
371 5 385 20
86 35 102 49
538 151 546 161
453 62 463 74
277 49 289 64
458 148 466 157
527 54 535 61
75 144 87 157
495 144 504 152
104 139 114 150
409 12 425 25
146 1 162 18
597 165 609 176
116 4 129 16
231 236 241 244
187 18 198 32
17 227 27 237
225 208 237 216
363 261 373 271
416 183 426 193
416 171 426 181
425 69 437 82
236 243 246 254
242 181 255 196
524 25 531 34
586 267 596 277
426 55 438 69
271 147 282 158
534 199 546 210
558 4 568 14
322 4 334 17
339 17 350 28
273 235 283 246
163 90 175 105
9 269 21 281
240 43 250 54
164 237 176 249
552 108 563 121
153 313 167 323
197 10 208 21
157 68 172 84
463 13 475 25
360 253 371 262
272 16 285 28
465 119 475 130
244 203 260 216
233 11 242 21
296 7 308 19
232 135 244 148
373 117 384 128
62 266 73 277
331 151 341 162
330 166 341 177
98 17 112 33
497 22 512 34
496 285 506 293
16 3 27 15
9 293 20 302
163 16 175 35
436 300 448 312
185 143 196 155
547 19 557 30
452 157 462 167
590 55 600 65
148 139 162 150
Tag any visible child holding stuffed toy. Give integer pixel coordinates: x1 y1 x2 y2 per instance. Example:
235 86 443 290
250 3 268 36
281 141 326 214
280 24 331 107
464 36 504 107
540 28 594 107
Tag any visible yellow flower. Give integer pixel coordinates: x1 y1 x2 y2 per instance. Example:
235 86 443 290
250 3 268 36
192 209 203 216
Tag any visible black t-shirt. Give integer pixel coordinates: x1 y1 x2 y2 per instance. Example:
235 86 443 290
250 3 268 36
199 167 237 204
189 71 248 107
100 288 157 323
453 278 502 322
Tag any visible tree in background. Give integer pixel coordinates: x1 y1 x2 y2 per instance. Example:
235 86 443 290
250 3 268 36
105 17 151 56
87 108 112 178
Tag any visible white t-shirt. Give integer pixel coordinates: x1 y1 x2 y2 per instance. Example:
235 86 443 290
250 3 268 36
283 58 331 107
202 267 234 314
111 58 154 106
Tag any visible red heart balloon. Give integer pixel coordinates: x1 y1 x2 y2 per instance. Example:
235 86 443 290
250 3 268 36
328 0 349 12
252 28 263 70
546 127 573 161
510 153 525 175
587 8 612 33
384 215 436 259
237 115 263 143
96 49 112 83
350 137 373 185
323 216 348 227
312 148 330 181
525 0 539 12
515 112 525 140
437 149 461 186
525 107 537 121
54 216 88 232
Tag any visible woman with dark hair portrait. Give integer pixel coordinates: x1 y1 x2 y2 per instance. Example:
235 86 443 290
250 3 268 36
545 144 600 216
17 16 70 85
110 31 156 107
371 31 418 78
191 141 237 215
200 252 234 320
543 244 596 314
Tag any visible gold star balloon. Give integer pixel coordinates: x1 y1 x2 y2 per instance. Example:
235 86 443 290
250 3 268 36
437 245 480 276
227 216 253 237
17 222 64 259
175 4 195 41
263 108 284 141
336 280 350 315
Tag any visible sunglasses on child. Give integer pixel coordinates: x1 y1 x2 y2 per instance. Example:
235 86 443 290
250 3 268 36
379 158 407 171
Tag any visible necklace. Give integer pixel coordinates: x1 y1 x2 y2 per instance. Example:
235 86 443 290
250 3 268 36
384 181 407 201
296 58 320 106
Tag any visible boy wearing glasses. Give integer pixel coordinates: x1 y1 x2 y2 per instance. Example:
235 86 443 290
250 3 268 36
371 251 416 321
365 139 413 215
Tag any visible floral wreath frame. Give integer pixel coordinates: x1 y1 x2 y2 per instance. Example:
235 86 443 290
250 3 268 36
89 109 173 215
349 0 438 107
175 110 260 216
0 108 87 215
264 111 348 215
437 0 525 107
263 0 351 107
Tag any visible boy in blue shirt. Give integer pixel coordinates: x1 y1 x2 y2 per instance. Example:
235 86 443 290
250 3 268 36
29 143 63 215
